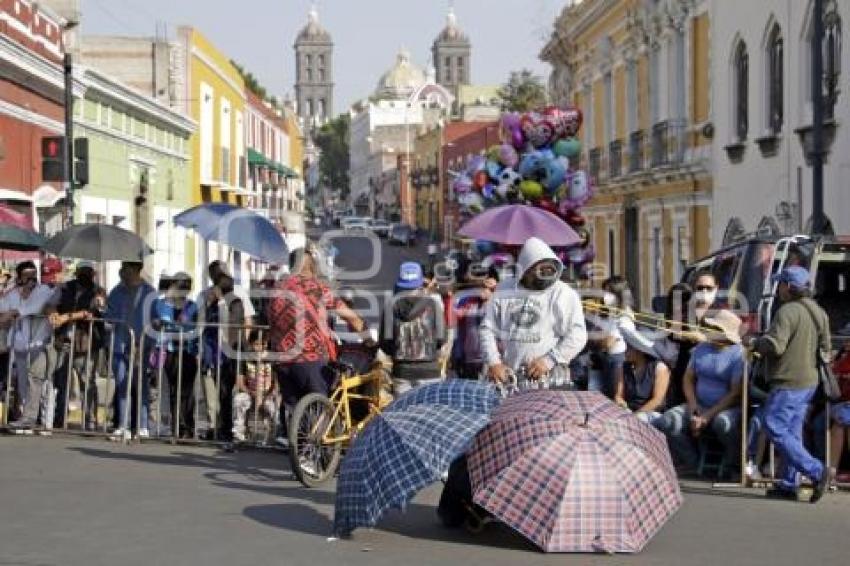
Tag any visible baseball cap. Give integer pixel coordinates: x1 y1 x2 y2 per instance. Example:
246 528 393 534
41 258 63 284
396 262 424 290
771 265 810 289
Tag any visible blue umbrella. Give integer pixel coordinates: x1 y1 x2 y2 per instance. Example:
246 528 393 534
174 203 288 265
333 379 502 536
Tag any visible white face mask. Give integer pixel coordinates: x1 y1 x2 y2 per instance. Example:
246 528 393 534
602 291 617 307
694 289 717 306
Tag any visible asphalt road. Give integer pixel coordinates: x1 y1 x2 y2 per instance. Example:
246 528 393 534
1 435 848 566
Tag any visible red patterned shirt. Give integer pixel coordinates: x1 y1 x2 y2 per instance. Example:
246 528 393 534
268 275 341 363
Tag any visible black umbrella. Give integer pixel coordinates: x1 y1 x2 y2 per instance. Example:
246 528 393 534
0 225 46 251
44 223 152 261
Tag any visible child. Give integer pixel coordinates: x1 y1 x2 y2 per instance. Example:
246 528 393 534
231 330 278 443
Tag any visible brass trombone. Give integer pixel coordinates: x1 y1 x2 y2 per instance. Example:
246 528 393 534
581 300 720 338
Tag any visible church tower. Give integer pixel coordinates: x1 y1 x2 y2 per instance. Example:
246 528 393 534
294 6 334 127
431 7 471 99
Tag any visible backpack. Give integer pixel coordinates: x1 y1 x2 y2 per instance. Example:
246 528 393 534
392 296 440 363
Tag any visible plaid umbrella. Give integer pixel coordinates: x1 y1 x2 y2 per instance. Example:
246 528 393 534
468 390 682 554
333 379 502 536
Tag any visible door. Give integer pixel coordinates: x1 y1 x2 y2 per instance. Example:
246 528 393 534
624 205 640 309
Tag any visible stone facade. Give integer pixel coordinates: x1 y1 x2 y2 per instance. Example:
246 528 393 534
432 7 471 101
294 6 333 127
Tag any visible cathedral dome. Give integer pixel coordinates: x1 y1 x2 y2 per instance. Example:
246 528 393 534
375 49 426 99
297 7 331 43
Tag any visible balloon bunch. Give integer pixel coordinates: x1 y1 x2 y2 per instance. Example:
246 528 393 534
453 104 596 276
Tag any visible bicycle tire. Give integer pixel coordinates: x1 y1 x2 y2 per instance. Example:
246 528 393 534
287 393 342 487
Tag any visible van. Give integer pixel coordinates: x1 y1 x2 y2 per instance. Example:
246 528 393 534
679 235 850 345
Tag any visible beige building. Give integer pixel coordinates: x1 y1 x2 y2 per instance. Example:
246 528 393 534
541 0 713 307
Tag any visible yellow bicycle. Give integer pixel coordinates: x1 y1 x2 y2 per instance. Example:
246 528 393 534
287 359 390 487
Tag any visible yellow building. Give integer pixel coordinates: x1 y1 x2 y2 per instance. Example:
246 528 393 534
283 106 305 212
541 0 713 307
176 27 248 279
412 125 442 238
177 27 247 205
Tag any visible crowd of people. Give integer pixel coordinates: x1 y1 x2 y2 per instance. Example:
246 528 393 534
1 236 848 504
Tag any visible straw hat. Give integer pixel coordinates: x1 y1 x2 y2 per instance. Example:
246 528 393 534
622 328 659 358
702 310 742 345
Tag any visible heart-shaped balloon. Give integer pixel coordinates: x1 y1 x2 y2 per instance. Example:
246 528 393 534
453 175 473 195
501 112 525 150
552 106 583 138
520 112 556 148
473 170 489 190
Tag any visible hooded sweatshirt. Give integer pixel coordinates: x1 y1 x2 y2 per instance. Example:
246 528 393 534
479 237 587 374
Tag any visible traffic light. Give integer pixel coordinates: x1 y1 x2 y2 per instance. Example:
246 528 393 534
40 136 89 186
41 136 65 182
74 137 89 186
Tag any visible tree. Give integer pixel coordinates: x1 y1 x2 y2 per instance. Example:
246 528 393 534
314 114 350 199
497 69 549 112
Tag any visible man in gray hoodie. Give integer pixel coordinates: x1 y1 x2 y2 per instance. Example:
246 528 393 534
479 237 587 390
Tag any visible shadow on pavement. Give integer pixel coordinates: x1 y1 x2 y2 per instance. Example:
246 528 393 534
244 503 334 536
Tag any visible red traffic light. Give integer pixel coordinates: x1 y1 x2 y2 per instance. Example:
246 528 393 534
41 136 65 159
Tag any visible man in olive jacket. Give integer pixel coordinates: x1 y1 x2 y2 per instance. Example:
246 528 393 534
747 266 832 502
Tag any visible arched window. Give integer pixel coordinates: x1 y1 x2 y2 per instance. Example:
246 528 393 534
733 41 749 141
823 6 842 119
766 25 783 133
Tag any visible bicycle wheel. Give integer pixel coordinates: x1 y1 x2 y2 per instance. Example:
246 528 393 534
287 393 342 487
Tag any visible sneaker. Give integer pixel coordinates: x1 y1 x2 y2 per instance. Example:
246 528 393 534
745 460 763 481
37 429 53 437
110 428 131 442
85 421 97 432
136 428 150 440
810 468 834 504
232 430 246 442
765 487 798 501
300 460 317 477
275 436 290 449
8 419 35 431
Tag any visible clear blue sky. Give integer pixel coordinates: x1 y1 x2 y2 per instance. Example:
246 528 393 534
80 0 563 115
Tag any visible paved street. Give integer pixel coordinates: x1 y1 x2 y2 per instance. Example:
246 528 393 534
1 435 848 566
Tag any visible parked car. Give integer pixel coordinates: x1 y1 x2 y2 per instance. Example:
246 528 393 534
343 218 369 234
674 234 850 342
368 219 391 238
388 223 416 246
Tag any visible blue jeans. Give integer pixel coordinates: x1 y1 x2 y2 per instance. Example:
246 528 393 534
113 347 149 431
763 386 824 491
660 403 741 470
588 352 623 399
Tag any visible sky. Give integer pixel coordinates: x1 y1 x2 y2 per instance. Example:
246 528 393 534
80 0 564 115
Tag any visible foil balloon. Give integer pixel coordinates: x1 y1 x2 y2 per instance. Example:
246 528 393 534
520 112 556 148
540 156 568 193
460 192 485 214
518 151 546 180
560 170 593 210
519 179 544 201
473 170 489 190
475 239 495 256
486 145 502 162
564 209 586 227
495 168 522 201
482 183 497 201
453 175 473 195
558 106 583 137
553 138 582 159
485 159 502 181
498 144 519 168
467 155 486 174
500 112 525 149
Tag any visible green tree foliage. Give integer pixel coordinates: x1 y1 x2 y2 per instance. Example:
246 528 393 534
497 69 549 112
314 114 350 198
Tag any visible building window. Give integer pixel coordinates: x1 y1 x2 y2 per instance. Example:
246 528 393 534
649 46 660 124
608 229 616 277
318 54 325 67
307 99 314 117
822 6 842 120
306 54 312 67
652 226 662 299
584 84 594 149
626 60 638 133
733 41 749 141
767 25 783 133
319 68 325 81
307 68 313 81
603 71 614 143
673 28 687 121
319 99 326 118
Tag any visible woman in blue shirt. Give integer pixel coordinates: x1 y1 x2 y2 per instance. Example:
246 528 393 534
152 273 199 439
659 310 745 475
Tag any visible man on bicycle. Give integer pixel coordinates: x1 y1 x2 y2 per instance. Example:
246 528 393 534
267 244 370 429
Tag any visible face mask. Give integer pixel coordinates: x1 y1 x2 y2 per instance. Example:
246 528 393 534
694 289 717 306
603 291 617 307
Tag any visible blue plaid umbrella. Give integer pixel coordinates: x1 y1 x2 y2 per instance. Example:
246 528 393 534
333 379 502 536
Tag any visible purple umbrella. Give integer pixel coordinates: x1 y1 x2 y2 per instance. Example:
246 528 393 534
458 205 580 247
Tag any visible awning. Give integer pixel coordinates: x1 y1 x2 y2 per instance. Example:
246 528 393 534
247 148 270 167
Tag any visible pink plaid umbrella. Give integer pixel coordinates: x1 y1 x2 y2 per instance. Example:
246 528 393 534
457 204 580 247
467 391 682 554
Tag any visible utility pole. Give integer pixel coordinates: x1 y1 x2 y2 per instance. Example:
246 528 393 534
63 52 75 228
811 0 826 236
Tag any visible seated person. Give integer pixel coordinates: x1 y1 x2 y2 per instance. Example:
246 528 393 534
232 330 278 443
614 330 670 427
659 311 745 474
813 346 850 483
